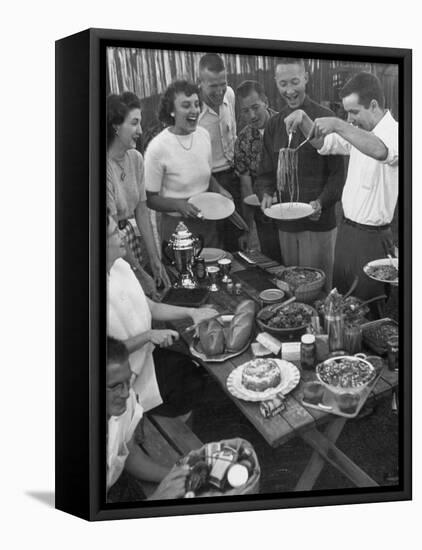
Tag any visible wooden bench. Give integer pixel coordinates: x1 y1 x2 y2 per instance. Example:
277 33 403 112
135 414 203 497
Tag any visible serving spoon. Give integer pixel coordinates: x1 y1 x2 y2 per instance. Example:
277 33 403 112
349 294 387 312
342 275 359 301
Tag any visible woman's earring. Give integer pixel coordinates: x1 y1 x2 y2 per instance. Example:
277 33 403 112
171 113 175 117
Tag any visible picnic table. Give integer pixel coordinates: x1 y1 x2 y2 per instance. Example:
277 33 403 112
165 252 398 491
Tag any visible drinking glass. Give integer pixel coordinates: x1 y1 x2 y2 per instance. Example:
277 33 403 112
343 324 362 355
207 265 220 292
217 258 232 283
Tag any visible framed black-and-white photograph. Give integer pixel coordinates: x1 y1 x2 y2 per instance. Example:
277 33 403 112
55 28 411 521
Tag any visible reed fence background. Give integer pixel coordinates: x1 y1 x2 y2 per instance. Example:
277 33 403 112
106 47 399 132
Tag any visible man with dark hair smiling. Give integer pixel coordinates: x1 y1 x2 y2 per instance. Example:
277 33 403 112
285 72 398 300
256 58 345 290
234 80 280 259
106 336 189 501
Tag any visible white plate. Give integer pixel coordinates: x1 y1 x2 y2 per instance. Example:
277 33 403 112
188 192 235 220
226 359 300 402
189 338 251 363
243 194 277 207
363 258 399 284
199 247 226 263
264 202 313 221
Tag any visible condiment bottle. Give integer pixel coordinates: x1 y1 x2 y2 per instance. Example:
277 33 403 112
387 336 399 371
301 333 316 370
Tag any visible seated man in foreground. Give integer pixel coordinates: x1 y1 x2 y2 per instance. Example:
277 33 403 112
107 336 190 502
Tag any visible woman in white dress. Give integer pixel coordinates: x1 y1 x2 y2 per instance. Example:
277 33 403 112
107 213 218 415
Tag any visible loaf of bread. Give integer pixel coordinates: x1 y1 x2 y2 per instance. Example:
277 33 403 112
198 318 225 356
225 300 256 352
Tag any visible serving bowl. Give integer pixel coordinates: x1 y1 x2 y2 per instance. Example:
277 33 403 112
315 354 376 396
256 301 316 339
274 266 325 304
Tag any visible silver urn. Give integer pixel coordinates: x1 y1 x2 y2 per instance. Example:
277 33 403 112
163 222 203 289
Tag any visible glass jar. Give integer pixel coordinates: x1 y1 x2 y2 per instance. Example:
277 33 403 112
343 324 362 355
326 312 345 352
300 333 316 370
387 336 399 371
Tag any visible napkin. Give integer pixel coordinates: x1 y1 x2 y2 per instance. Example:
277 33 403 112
259 393 286 418
251 342 272 357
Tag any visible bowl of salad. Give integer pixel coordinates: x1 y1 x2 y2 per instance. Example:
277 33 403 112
316 355 376 395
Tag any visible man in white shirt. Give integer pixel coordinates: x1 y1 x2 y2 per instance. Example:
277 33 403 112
198 53 243 251
285 72 398 300
106 336 189 501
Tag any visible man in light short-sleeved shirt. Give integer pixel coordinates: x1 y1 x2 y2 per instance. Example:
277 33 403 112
285 72 398 301
198 53 243 251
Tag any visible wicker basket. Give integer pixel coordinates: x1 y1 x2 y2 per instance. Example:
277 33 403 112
275 266 326 304
179 438 260 497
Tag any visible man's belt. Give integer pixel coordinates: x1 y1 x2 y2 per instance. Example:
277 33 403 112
344 217 391 232
118 219 129 230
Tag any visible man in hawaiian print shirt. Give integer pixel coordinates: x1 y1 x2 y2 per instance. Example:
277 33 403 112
234 80 281 261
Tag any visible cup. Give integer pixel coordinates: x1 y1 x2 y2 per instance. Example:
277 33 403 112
336 392 360 414
302 381 325 405
343 324 362 355
259 288 285 308
207 265 220 292
217 258 232 283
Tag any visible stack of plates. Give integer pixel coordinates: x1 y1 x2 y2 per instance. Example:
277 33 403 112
199 248 233 263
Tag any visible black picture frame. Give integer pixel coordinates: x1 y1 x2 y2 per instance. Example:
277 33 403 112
55 27 412 521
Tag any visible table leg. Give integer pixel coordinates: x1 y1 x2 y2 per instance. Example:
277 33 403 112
298 422 379 489
294 417 346 491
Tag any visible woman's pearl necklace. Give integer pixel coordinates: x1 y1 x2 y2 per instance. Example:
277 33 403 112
174 132 194 151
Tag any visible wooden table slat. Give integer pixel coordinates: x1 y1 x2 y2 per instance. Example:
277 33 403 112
294 417 347 491
141 417 181 467
149 415 203 456
300 427 379 488
379 367 399 388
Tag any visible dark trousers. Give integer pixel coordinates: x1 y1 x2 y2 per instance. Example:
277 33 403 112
149 347 206 417
333 219 394 302
254 209 282 263
212 169 243 252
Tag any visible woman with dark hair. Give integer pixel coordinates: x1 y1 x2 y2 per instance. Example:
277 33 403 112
107 91 170 297
145 80 232 246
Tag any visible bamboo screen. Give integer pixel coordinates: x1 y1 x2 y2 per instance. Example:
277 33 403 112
107 47 398 123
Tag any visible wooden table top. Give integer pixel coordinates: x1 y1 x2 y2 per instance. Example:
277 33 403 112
168 255 399 448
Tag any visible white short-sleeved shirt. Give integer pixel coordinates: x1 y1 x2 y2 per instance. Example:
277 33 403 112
144 126 212 202
198 86 237 172
318 110 398 226
107 389 143 490
108 258 162 412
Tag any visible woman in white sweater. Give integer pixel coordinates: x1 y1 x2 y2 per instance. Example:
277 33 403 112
145 80 232 247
